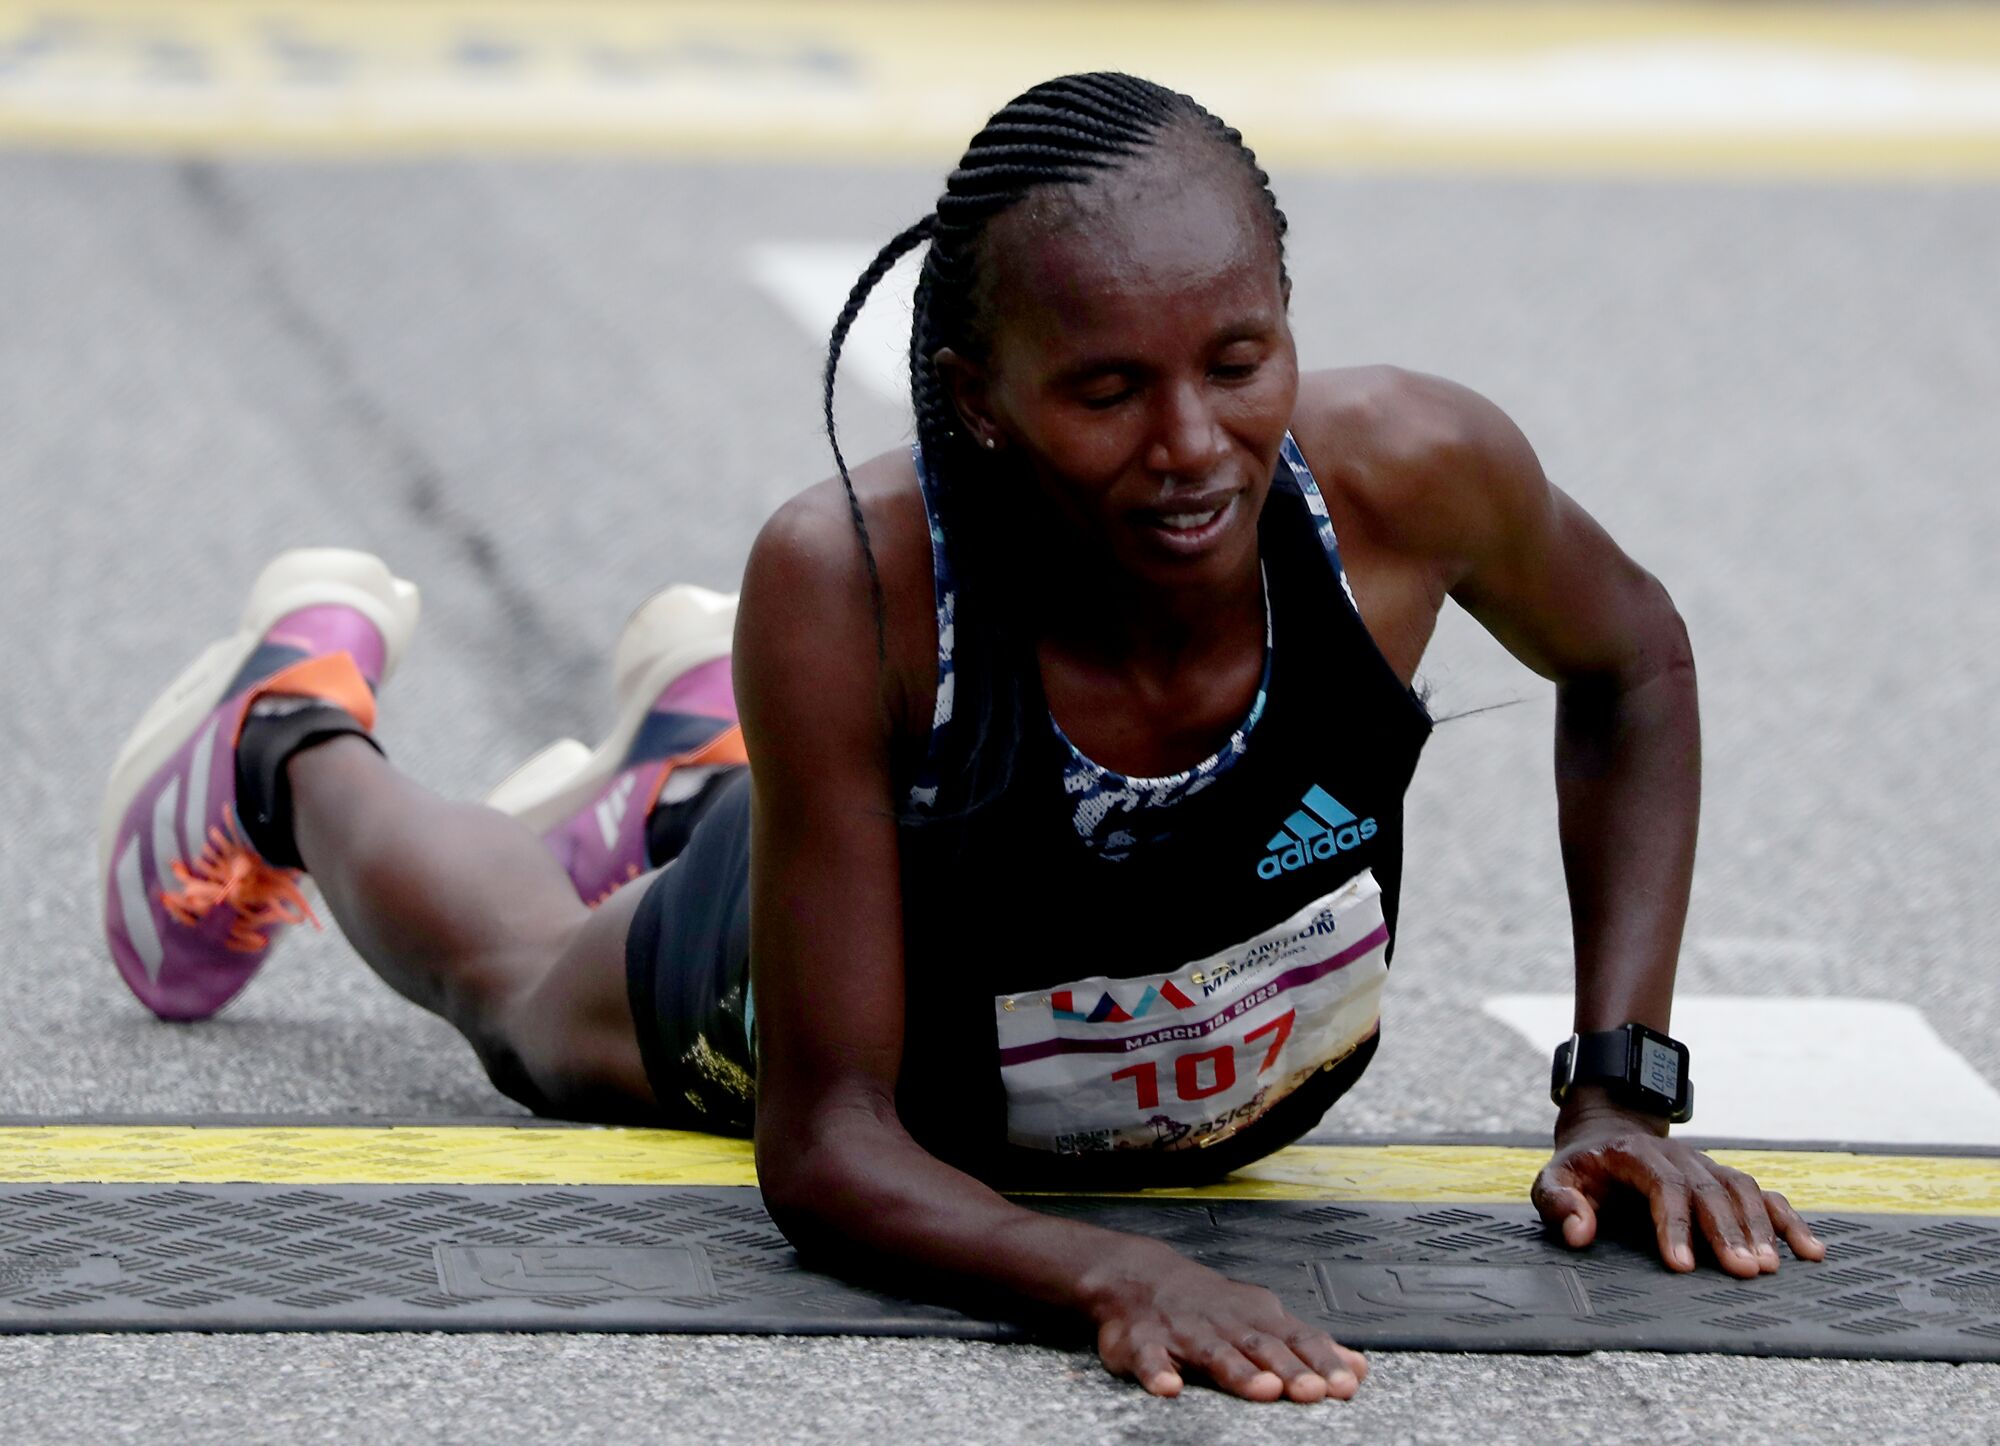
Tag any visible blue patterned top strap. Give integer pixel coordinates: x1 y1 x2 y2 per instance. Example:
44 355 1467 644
1277 432 1362 613
906 443 956 811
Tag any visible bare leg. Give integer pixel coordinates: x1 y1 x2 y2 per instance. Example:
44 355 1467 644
287 736 658 1122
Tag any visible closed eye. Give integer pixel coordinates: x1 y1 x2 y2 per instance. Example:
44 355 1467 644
1076 383 1137 410
1209 345 1267 383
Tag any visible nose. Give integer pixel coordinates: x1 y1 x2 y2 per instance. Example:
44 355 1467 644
1145 376 1228 483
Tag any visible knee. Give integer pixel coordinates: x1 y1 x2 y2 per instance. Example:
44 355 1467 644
478 993 656 1126
467 1028 561 1117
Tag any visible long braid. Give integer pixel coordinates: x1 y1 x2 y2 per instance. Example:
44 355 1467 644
820 72 1291 811
822 214 936 663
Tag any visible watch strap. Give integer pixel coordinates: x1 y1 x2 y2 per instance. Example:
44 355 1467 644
1570 1028 1633 1088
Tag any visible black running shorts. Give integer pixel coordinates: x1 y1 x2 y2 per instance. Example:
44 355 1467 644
624 766 756 1134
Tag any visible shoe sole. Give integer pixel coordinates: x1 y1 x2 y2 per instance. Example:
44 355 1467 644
485 583 737 835
98 548 422 882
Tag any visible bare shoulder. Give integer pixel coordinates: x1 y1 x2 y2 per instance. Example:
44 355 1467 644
746 449 928 593
1288 365 1553 579
739 447 936 748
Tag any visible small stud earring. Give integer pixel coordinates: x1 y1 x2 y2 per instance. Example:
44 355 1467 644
982 435 998 451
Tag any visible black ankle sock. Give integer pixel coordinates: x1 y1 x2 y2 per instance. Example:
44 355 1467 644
644 767 741 869
236 697 379 869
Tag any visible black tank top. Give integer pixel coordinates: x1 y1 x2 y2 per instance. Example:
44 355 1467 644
894 436 1432 1186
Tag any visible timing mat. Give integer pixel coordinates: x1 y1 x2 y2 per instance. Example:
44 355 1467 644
2 1125 1997 1360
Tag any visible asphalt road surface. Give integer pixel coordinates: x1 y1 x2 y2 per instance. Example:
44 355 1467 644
3 150 1997 1441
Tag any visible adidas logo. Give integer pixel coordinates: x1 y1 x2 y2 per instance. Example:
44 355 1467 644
1256 784 1377 880
595 773 639 851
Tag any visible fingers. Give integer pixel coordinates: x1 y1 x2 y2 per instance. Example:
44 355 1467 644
1100 1310 1365 1402
1131 1340 1184 1398
1532 1169 1599 1249
1099 1319 1182 1397
1666 1153 1829 1274
1718 1167 1781 1273
1763 1188 1828 1263
1289 1329 1369 1388
1228 1331 1329 1403
1541 1134 1831 1276
1192 1339 1287 1402
1589 1141 1755 1275
1629 1152 1697 1272
1685 1169 1763 1278
1232 1328 1369 1403
1189 1285 1366 1403
1635 1147 1827 1275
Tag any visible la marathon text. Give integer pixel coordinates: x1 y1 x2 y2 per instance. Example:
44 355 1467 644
1195 903 1342 997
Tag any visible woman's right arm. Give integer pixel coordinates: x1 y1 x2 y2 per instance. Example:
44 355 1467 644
734 477 1365 1403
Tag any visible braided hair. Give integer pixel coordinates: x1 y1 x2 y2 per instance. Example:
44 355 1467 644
821 72 1291 815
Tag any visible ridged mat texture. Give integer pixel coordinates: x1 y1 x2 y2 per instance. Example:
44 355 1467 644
4 1184 2000 1360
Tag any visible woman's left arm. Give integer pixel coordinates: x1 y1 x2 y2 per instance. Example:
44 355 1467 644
1331 367 1824 1276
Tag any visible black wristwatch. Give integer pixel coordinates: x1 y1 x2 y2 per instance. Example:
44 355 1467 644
1550 1023 1694 1124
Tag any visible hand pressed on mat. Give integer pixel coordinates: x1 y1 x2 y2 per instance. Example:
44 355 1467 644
1083 1237 1368 1402
1532 1099 1827 1276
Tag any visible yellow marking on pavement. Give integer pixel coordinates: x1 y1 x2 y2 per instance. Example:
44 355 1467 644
0 1125 764 1187
1171 1145 2000 1217
0 1127 1994 1214
0 3 1997 174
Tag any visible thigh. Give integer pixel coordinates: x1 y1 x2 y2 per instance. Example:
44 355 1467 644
500 876 661 1123
503 767 755 1128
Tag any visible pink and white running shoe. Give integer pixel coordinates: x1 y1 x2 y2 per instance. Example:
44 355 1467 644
486 584 741 906
98 549 420 1020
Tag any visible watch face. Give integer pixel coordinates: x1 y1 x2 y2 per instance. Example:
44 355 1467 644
1637 1036 1681 1098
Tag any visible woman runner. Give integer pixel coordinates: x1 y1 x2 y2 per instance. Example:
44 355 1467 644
98 73 1822 1403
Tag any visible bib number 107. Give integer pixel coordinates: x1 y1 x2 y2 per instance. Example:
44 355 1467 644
1107 1009 1295 1109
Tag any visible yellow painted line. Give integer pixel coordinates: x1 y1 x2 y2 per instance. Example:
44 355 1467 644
0 1127 1993 1215
1188 1145 2000 1217
0 3 1997 174
0 1125 763 1188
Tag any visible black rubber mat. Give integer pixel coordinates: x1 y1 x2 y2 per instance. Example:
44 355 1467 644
4 1184 1998 1360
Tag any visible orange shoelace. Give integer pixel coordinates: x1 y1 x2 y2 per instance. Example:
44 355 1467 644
586 861 644 910
161 824 321 953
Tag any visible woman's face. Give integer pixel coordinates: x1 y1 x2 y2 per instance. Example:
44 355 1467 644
947 146 1298 594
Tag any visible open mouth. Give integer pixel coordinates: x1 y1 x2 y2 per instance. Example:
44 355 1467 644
1139 494 1238 552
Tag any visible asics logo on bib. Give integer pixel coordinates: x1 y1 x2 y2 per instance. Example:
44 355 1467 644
1257 784 1377 880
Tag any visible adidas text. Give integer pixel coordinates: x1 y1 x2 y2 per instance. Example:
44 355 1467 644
1256 784 1377 880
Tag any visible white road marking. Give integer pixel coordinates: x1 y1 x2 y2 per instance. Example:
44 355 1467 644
746 241 918 407
1322 42 2000 137
1483 994 2000 1147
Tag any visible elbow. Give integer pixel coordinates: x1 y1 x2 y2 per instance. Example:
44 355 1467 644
755 1126 832 1245
756 1147 846 1255
1564 577 1697 704
760 1183 844 1265
1646 584 1698 696
753 1099 901 1260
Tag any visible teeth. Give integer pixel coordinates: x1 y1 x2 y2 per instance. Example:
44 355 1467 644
1159 507 1222 530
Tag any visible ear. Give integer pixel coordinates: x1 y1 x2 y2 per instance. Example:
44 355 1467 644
932 346 1002 450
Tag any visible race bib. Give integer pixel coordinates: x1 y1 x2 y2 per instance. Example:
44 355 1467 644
993 871 1389 1155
